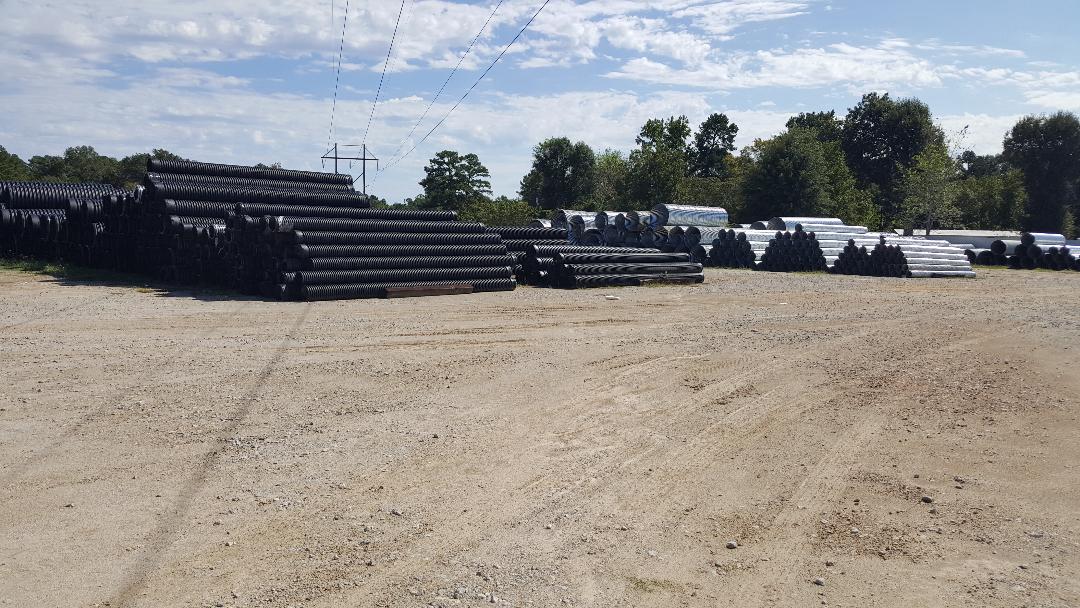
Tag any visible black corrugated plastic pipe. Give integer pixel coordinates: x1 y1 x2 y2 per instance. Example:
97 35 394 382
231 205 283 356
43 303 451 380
148 158 354 185
291 244 509 258
292 265 513 285
288 231 502 246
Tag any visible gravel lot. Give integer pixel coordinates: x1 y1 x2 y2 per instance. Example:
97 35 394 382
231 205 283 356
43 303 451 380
1 267 1079 607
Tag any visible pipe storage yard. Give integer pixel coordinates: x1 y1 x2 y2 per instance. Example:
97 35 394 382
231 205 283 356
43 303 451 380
3 160 1079 305
4 162 1080 608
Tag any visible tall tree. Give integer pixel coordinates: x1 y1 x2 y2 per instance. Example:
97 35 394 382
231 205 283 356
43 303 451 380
28 146 120 184
841 93 944 227
519 138 596 210
957 150 1007 179
1002 112 1080 233
898 144 960 235
954 169 1026 229
0 146 31 181
691 113 738 178
786 111 843 143
587 149 629 211
419 150 491 211
627 116 691 206
742 128 875 226
741 129 831 221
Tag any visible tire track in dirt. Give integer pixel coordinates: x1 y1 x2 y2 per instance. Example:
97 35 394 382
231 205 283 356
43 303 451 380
739 417 882 607
108 303 312 608
0 300 256 489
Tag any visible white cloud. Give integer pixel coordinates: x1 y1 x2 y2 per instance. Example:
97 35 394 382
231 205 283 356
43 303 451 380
606 41 944 91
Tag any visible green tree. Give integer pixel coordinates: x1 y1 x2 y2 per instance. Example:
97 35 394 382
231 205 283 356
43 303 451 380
419 150 492 211
742 129 831 221
898 144 960 235
841 93 944 227
627 116 691 206
691 113 738 178
459 195 537 226
519 138 596 210
29 146 121 184
786 111 843 143
953 169 1026 229
742 128 874 226
586 149 629 211
0 146 31 181
1002 112 1080 233
958 151 1006 179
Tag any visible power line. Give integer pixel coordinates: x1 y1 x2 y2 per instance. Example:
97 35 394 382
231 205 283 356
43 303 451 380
325 0 351 157
361 0 408 149
377 0 552 177
380 0 505 169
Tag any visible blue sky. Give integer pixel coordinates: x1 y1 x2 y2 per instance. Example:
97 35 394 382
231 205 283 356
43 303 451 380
3 0 1079 203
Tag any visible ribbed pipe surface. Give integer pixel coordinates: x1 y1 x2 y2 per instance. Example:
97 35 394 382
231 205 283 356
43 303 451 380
289 231 502 246
271 217 485 234
553 252 691 264
146 172 353 192
235 203 455 221
485 226 568 240
652 204 729 227
292 244 508 258
300 255 515 271
148 158 353 185
147 183 369 207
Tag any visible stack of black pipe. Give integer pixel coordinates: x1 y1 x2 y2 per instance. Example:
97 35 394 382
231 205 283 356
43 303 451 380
239 213 517 301
130 159 365 284
699 229 757 268
483 225 568 283
0 181 125 259
1003 233 1078 271
519 245 656 286
754 228 828 272
830 239 873 275
518 244 703 289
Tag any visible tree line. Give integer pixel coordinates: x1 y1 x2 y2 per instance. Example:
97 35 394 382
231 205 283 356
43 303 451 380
4 91 1077 235
411 92 1080 236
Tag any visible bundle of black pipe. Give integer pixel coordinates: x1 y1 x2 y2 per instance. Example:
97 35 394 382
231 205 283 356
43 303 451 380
830 239 873 275
518 245 659 286
702 229 757 268
542 249 704 289
234 210 517 300
754 228 828 272
1 181 125 209
0 181 126 261
147 158 354 185
484 226 568 241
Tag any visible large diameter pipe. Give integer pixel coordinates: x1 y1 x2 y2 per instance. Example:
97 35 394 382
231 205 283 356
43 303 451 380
651 204 728 227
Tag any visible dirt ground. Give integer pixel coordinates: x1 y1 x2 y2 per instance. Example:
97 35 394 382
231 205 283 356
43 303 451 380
1 266 1079 608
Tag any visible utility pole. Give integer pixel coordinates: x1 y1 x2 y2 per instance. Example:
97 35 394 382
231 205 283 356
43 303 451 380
321 143 379 194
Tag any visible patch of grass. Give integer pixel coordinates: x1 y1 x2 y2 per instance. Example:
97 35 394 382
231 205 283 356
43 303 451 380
0 257 142 283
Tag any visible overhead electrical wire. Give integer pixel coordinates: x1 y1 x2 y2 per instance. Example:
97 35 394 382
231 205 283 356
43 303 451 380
325 0 351 162
361 0 409 149
376 0 552 180
380 0 506 170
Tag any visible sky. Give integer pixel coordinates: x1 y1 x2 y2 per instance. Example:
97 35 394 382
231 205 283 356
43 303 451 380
2 0 1080 203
